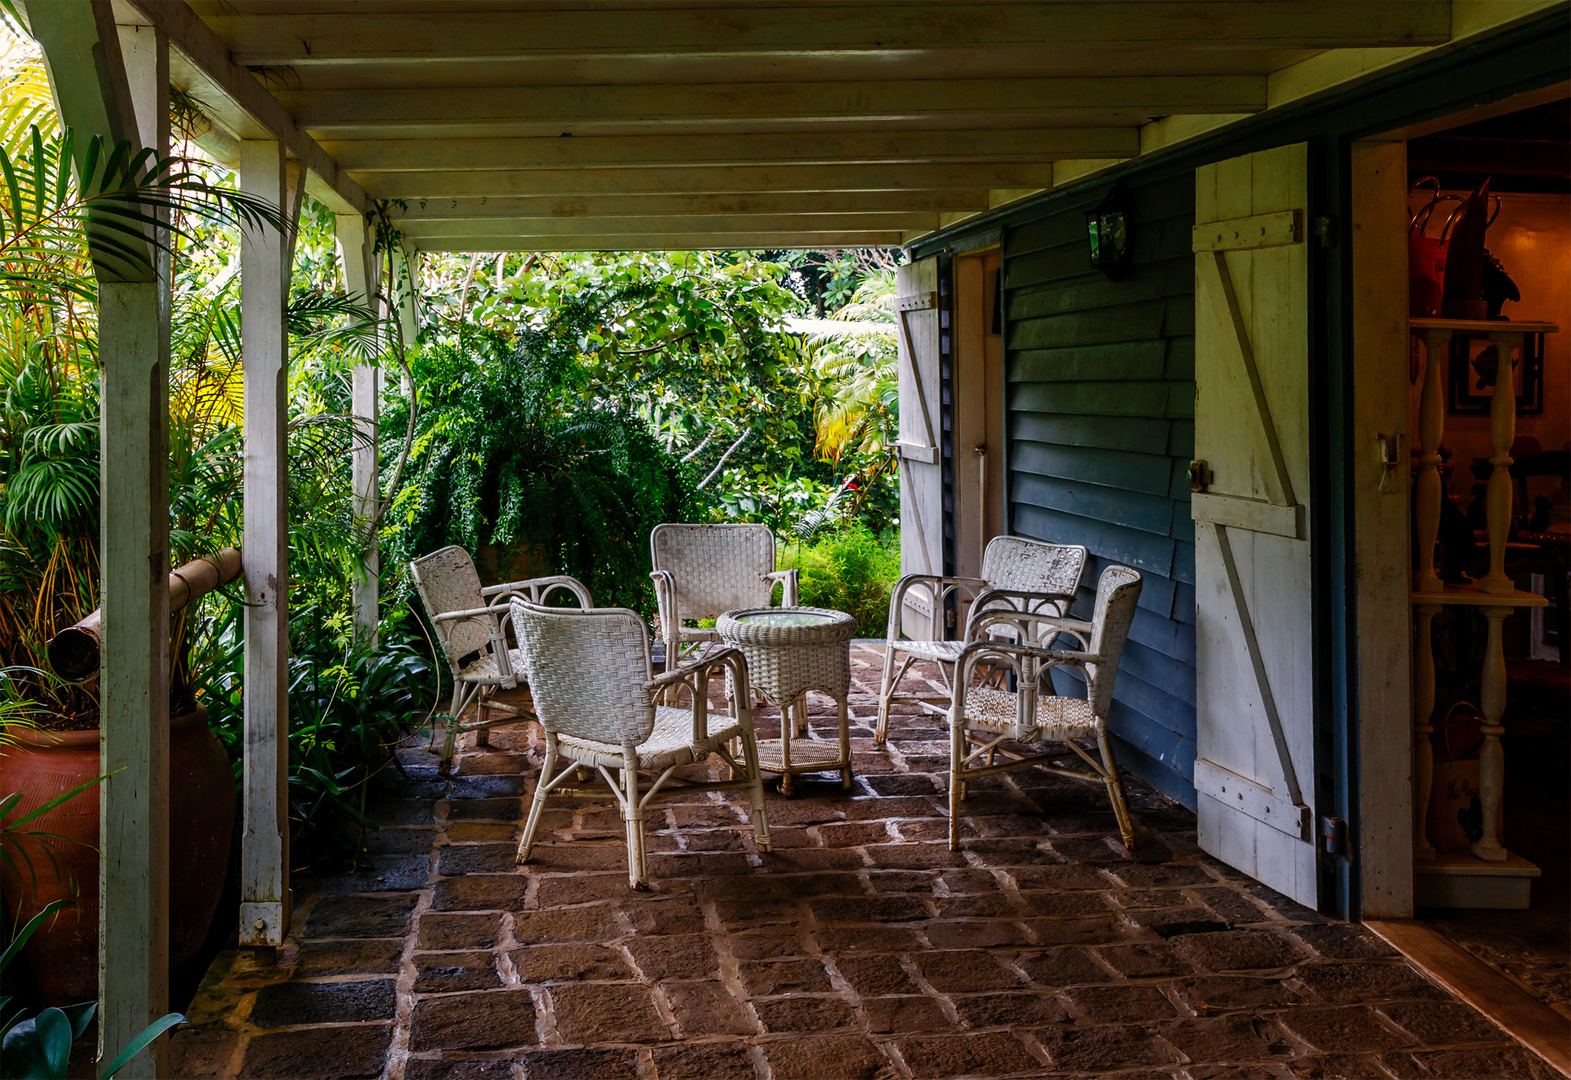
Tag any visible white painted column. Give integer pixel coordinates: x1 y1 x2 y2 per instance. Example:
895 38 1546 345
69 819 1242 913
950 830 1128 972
335 213 381 642
239 140 293 946
98 22 171 1079
397 242 421 348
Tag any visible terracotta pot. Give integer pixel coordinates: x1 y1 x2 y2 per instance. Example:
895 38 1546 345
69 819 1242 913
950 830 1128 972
0 706 235 1005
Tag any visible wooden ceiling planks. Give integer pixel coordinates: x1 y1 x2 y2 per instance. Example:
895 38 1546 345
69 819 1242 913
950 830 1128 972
150 1 1459 250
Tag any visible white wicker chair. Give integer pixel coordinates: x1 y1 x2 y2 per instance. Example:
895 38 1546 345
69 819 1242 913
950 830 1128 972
649 523 802 729
876 536 1087 745
409 545 591 774
510 599 772 888
942 564 1144 850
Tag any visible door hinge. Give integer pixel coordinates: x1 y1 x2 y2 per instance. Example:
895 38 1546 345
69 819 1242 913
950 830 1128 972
1320 816 1347 856
1313 215 1337 248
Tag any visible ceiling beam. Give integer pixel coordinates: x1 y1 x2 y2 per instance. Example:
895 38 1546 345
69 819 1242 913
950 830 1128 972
359 163 1063 198
282 76 1267 134
216 3 1450 65
324 128 1140 172
391 190 992 220
120 0 366 213
398 212 941 238
412 232 908 253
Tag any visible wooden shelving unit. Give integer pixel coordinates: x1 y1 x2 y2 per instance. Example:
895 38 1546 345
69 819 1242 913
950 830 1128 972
1408 318 1555 909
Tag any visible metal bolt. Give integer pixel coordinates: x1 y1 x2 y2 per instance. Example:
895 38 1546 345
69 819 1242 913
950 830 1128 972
253 918 267 931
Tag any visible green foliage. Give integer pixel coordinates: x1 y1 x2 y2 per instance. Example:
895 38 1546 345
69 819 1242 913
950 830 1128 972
778 525 901 638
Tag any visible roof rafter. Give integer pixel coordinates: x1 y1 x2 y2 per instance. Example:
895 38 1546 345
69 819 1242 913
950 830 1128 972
214 3 1450 65
389 190 993 220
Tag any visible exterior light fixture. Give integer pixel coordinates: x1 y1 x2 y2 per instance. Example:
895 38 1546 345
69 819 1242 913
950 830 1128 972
1086 185 1133 282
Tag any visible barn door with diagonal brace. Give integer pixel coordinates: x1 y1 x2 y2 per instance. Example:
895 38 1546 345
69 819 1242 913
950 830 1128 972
1192 143 1319 906
895 258 943 639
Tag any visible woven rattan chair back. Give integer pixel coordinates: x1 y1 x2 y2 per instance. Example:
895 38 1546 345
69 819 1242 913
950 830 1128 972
650 523 777 620
410 545 490 663
510 601 656 746
1083 565 1143 717
979 536 1087 598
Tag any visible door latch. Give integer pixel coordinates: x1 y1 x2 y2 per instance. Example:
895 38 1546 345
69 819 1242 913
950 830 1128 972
1376 434 1404 494
1187 459 1212 493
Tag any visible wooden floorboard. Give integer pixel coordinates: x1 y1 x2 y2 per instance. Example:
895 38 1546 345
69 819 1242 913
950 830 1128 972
1366 918 1571 1079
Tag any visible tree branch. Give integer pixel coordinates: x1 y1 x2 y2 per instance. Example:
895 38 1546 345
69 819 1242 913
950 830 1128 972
696 427 751 491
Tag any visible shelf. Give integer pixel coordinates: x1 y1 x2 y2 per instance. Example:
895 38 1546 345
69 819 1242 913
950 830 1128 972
1409 317 1559 335
1412 584 1549 608
1415 850 1540 910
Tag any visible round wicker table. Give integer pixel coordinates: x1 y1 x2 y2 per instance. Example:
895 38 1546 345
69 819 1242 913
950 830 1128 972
716 607 856 794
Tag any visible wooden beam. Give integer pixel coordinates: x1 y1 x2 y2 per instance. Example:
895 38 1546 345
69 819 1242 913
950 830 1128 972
121 0 366 214
398 212 941 238
391 190 992 220
215 4 1451 64
359 163 1059 198
412 232 907 252
239 138 295 949
282 76 1267 133
322 128 1141 172
335 213 380 645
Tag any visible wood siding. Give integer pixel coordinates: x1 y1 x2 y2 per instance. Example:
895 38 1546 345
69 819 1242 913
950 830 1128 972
1001 173 1198 807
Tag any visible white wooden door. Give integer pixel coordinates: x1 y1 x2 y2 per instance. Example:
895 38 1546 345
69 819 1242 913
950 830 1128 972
1192 143 1318 906
896 257 943 638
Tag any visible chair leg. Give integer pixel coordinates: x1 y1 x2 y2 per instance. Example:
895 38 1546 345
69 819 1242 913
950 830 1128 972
1097 728 1137 849
740 727 772 853
517 735 557 864
837 699 852 790
948 710 966 851
475 689 490 746
623 752 648 889
874 645 898 746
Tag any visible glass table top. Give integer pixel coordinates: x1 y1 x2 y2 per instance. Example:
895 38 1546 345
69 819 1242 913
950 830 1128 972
732 611 839 627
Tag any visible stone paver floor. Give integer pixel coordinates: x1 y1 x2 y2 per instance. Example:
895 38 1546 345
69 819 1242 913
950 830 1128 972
173 647 1560 1079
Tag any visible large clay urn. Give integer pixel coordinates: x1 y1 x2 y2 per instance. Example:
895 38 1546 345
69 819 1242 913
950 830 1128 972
0 706 235 1005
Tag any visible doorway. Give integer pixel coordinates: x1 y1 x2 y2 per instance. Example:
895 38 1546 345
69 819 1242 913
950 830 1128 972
952 248 1005 581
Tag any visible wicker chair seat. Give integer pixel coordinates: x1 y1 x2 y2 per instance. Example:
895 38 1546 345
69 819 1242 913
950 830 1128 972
960 687 1097 741
558 706 743 771
457 648 528 683
899 639 966 664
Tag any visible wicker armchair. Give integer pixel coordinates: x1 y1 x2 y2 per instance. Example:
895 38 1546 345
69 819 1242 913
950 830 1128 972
510 600 772 889
942 564 1144 850
409 545 591 774
875 536 1087 745
649 523 798 663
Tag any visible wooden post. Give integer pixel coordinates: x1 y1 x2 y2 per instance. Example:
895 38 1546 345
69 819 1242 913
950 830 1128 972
396 242 421 349
335 213 381 642
1478 331 1521 595
239 140 298 946
1412 604 1439 862
1473 605 1511 862
1411 328 1449 593
29 6 174 1072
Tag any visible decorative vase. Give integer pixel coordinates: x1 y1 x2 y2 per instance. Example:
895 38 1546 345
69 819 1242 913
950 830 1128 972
1440 178 1493 320
0 706 235 1005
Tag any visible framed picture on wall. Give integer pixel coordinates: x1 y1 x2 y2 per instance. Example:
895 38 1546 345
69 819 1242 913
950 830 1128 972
1447 332 1545 415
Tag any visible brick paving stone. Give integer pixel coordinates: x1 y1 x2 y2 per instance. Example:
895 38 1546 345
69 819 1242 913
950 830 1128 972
240 1025 391 1079
293 938 405 976
1275 1006 1415 1052
414 951 503 992
518 1046 641 1080
914 950 1028 993
859 995 952 1034
510 942 632 982
249 978 396 1027
303 894 419 939
410 990 540 1051
760 1033 892 1080
897 1032 1045 1076
549 982 672 1043
739 957 833 995
662 980 757 1036
174 646 1546 1080
1036 1024 1183 1071
649 1041 759 1079
753 995 858 1033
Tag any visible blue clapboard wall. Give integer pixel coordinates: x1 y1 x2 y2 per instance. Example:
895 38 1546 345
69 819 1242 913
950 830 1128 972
1000 172 1198 808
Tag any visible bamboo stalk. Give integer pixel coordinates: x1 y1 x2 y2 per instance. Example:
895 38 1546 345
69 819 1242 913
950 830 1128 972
46 548 243 682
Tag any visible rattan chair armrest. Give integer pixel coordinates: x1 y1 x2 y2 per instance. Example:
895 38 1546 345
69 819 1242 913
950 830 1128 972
432 605 504 623
644 648 745 692
957 637 1098 668
765 569 799 606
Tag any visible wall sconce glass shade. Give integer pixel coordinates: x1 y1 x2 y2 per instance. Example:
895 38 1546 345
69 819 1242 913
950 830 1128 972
1086 186 1133 282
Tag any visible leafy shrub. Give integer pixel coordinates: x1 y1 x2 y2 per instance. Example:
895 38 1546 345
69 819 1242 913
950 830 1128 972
778 525 900 638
